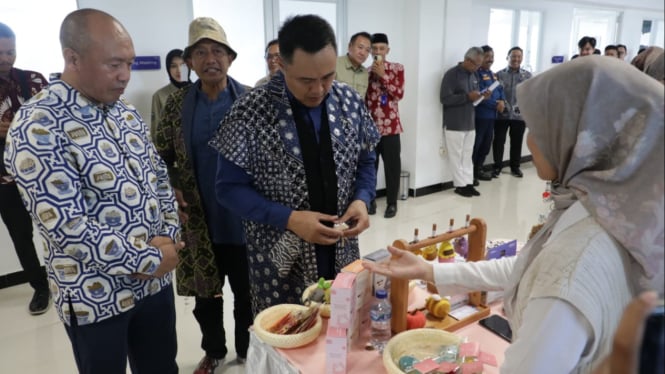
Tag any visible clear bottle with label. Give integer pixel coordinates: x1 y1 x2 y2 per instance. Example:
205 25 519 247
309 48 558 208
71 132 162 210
370 289 392 353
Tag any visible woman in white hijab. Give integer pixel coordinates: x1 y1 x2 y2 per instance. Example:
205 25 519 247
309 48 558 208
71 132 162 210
363 56 664 373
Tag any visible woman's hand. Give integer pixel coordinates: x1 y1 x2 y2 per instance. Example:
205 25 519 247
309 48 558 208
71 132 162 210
362 245 434 283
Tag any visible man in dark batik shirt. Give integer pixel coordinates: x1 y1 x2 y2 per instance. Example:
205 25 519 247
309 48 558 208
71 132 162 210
0 22 50 315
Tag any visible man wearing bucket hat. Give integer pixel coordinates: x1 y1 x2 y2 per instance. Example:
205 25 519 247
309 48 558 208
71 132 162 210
155 17 251 374
210 14 379 317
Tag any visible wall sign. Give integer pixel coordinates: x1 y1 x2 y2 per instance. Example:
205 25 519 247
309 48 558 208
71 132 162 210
131 56 161 70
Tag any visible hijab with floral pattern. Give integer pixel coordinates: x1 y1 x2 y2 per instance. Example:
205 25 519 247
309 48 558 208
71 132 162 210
507 56 664 307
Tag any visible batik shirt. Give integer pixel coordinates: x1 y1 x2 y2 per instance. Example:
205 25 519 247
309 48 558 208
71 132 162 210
4 80 180 326
210 73 380 315
366 60 405 136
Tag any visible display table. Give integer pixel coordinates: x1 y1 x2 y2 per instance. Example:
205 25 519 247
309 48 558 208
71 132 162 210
246 303 509 373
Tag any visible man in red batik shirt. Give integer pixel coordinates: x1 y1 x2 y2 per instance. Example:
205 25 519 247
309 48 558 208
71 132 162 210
365 33 404 219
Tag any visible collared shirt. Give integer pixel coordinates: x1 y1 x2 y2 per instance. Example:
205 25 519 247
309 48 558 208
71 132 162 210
496 67 532 121
440 63 479 132
475 68 505 119
4 80 181 326
335 54 369 98
366 60 405 136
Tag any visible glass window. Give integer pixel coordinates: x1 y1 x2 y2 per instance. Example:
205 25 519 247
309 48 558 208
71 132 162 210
488 8 541 72
1 0 78 80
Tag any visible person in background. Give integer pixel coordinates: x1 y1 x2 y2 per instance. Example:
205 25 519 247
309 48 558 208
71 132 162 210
440 46 487 198
210 14 379 316
472 45 504 184
617 44 628 60
0 22 51 315
493 46 532 178
578 36 597 57
604 45 619 57
150 48 188 140
335 31 371 98
155 17 252 373
365 56 664 373
5 9 183 373
255 39 280 87
365 32 405 218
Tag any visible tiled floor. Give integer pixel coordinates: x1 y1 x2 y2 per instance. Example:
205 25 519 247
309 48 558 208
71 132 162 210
0 164 549 373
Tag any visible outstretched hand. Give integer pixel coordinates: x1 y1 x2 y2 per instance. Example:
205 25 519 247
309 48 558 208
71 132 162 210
361 245 434 283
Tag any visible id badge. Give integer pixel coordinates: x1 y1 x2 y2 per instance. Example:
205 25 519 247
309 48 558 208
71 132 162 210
380 93 388 106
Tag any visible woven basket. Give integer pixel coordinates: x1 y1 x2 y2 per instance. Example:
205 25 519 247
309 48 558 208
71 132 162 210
301 283 331 318
382 328 461 374
253 304 323 349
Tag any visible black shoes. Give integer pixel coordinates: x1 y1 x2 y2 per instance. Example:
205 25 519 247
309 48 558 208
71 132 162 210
491 167 501 178
473 178 479 186
384 204 397 218
194 356 223 374
466 184 481 196
511 168 523 178
454 185 480 197
368 200 376 215
476 169 492 181
29 289 51 315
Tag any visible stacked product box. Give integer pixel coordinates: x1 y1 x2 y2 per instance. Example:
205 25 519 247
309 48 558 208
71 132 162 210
326 271 359 374
341 259 373 348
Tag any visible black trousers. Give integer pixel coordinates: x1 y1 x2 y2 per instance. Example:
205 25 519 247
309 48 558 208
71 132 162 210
193 243 252 359
64 284 178 374
472 118 495 167
493 119 526 170
374 134 401 206
0 183 48 292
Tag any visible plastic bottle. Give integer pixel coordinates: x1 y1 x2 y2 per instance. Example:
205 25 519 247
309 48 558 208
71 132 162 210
370 289 392 353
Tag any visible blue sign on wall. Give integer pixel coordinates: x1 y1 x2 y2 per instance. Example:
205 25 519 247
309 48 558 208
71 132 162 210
131 56 161 70
551 55 565 64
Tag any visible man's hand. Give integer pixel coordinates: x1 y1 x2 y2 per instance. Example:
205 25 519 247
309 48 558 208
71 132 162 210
286 210 342 245
468 90 482 102
0 120 11 138
174 188 189 224
150 237 185 278
336 200 370 238
371 59 386 78
132 236 184 280
496 100 506 113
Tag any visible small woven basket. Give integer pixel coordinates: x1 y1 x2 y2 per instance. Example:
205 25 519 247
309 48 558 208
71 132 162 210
382 328 461 374
253 304 323 349
301 283 331 318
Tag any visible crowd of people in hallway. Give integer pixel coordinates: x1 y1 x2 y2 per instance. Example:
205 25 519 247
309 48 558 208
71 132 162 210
1 7 663 374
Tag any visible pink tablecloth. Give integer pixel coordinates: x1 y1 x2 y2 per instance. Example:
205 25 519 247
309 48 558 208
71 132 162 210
265 303 509 373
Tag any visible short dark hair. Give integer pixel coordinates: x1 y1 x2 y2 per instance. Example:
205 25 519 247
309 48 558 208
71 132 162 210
616 44 627 50
264 38 278 54
507 46 523 56
578 36 596 49
0 22 15 39
604 45 618 53
594 48 601 55
278 14 337 65
349 31 371 45
481 45 493 53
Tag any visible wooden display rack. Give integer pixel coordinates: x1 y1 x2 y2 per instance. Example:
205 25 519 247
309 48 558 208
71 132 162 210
389 218 490 334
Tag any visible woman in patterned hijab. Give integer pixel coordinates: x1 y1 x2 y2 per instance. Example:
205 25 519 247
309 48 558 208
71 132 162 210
510 55 664 297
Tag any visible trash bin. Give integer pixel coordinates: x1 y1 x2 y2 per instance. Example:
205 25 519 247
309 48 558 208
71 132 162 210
399 171 410 200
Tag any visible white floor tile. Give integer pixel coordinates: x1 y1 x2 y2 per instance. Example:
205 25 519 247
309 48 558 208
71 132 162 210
0 163 549 373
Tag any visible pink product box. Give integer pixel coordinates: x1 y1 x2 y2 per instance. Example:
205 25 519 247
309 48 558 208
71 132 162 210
326 326 349 374
342 260 372 316
330 272 357 329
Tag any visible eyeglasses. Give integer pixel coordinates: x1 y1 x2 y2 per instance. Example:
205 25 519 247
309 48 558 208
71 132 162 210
192 47 228 59
265 53 281 61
